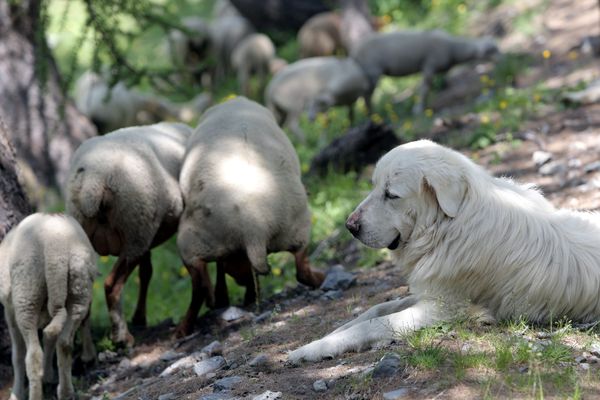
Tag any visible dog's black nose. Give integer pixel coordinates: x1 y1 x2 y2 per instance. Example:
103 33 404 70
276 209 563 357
346 213 361 236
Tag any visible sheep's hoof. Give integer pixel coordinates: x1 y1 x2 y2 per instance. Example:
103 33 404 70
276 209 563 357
173 322 193 339
111 330 135 348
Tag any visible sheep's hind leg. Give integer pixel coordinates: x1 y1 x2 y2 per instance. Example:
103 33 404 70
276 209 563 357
17 317 44 400
56 301 87 400
293 247 325 288
104 255 140 346
5 308 26 400
174 259 213 338
42 307 67 385
132 251 152 327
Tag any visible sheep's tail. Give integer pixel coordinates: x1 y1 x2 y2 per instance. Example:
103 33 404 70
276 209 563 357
68 167 112 220
246 241 270 275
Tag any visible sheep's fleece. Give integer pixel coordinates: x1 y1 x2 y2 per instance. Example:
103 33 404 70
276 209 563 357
290 140 600 362
0 213 97 400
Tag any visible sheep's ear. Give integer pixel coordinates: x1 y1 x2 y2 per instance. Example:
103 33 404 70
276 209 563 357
422 173 466 218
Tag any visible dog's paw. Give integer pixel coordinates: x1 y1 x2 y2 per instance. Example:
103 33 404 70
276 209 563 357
288 339 335 364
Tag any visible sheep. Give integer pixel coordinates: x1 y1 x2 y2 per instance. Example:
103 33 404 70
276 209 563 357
264 56 370 140
0 213 97 400
176 97 325 334
297 12 345 58
209 13 255 82
65 122 195 345
351 30 500 113
74 72 210 134
231 33 286 97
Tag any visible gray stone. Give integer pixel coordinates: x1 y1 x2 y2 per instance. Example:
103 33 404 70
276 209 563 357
320 266 356 291
535 331 552 339
252 391 282 400
160 350 184 362
580 362 590 371
117 358 132 370
202 341 223 356
160 351 207 377
253 311 272 323
214 376 243 392
98 350 118 363
321 289 344 300
383 388 410 400
199 394 239 400
372 353 403 379
585 161 600 173
193 356 227 377
589 342 600 358
532 151 552 166
158 393 176 400
313 379 327 392
220 306 249 322
575 355 586 363
539 161 566 176
249 354 270 369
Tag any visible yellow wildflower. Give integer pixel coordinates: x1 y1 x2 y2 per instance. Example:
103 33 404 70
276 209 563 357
424 109 433 117
542 49 551 59
100 256 109 263
179 266 188 277
499 100 508 110
480 114 490 124
273 267 282 277
371 113 383 124
402 121 413 130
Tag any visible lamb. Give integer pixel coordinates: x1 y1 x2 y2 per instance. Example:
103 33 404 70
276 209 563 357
231 33 287 97
66 122 195 345
297 12 345 58
176 97 325 334
264 56 370 140
351 30 499 113
209 13 254 82
0 213 97 400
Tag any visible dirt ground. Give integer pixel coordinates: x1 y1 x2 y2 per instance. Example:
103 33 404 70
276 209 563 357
2 0 600 399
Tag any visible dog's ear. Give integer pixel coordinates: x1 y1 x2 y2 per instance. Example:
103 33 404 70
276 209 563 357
422 172 466 218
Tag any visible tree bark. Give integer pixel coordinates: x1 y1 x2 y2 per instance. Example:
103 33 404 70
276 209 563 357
0 0 96 193
0 119 32 381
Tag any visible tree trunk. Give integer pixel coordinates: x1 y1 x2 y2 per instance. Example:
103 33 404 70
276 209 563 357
0 0 96 193
0 119 32 384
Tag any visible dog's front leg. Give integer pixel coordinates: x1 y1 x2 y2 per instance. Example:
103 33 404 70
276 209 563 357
289 300 439 363
330 295 418 335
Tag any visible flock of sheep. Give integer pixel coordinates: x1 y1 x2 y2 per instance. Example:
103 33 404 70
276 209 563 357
1 2 501 399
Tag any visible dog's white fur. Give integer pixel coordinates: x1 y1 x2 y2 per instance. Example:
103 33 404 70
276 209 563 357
289 140 600 363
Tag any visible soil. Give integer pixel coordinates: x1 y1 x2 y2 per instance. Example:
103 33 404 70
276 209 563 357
1 0 599 399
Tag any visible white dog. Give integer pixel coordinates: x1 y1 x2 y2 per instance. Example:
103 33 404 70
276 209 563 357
289 140 600 363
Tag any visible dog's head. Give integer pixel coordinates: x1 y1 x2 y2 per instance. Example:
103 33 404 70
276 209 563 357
346 140 468 250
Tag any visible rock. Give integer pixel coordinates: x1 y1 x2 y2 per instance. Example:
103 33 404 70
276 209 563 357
519 366 528 373
214 376 243 392
383 388 410 400
220 306 249 322
568 158 582 169
117 358 132 370
199 393 239 400
160 351 207 377
539 161 566 176
584 161 600 173
532 151 552 167
158 393 176 400
252 391 282 400
193 356 227 377
313 379 327 392
320 265 356 291
202 341 223 356
321 289 344 300
372 353 403 379
249 353 270 370
589 342 600 358
98 350 118 363
575 355 586 363
580 362 590 371
253 311 272 323
535 331 552 339
461 343 472 353
160 350 184 362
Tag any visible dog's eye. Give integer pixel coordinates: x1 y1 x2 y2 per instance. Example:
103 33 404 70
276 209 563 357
385 190 400 200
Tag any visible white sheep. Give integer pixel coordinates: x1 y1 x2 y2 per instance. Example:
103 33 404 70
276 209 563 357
231 33 286 97
74 71 210 133
264 56 370 140
297 12 345 58
0 213 97 400
209 13 254 82
65 122 193 345
177 97 325 333
351 30 499 113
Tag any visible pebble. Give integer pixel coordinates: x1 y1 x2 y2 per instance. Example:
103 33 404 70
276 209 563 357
383 388 410 400
580 362 590 371
158 393 176 400
160 351 207 377
320 265 356 291
199 393 239 400
220 306 249 322
249 353 270 369
532 151 552 166
117 358 132 370
313 379 327 392
321 289 344 300
160 350 184 362
202 341 223 356
98 350 118 363
585 161 600 173
252 391 282 400
193 356 227 377
214 376 243 392
590 342 600 358
575 355 586 363
253 311 272 323
539 161 566 176
535 331 552 339
372 353 403 379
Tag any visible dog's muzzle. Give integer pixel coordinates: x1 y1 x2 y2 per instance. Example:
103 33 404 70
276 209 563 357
387 234 401 250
